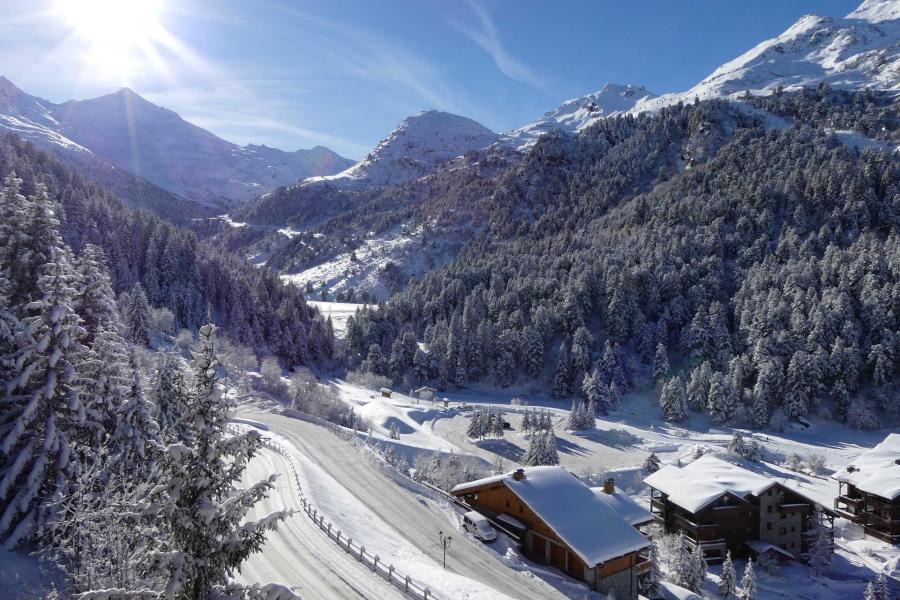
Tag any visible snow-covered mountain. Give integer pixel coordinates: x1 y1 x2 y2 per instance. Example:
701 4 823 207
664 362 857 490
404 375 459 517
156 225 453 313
307 110 498 187
503 84 657 149
0 77 353 204
634 0 900 113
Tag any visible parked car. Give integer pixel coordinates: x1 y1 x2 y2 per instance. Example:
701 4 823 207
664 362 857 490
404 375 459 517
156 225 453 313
462 510 497 542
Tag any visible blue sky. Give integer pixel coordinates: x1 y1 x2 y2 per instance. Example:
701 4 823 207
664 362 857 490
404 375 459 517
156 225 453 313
1 0 862 158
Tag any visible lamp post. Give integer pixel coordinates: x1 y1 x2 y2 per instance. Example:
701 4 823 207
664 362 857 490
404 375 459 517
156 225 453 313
438 530 452 569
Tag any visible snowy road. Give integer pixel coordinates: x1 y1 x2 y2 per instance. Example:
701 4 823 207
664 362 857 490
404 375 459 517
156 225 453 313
237 409 571 600
238 447 406 600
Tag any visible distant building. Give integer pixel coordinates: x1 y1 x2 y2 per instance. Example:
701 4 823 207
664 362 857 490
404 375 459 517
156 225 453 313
645 454 834 562
833 433 900 544
452 466 650 599
413 386 436 402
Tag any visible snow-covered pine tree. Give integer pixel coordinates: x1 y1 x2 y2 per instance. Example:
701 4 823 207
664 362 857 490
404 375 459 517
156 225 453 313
151 350 190 443
806 506 833 576
646 536 661 598
466 410 482 439
491 410 505 439
669 531 691 589
607 380 621 410
707 371 735 424
686 361 712 412
524 326 544 379
552 341 572 399
653 342 670 382
0 193 91 548
865 581 878 600
522 429 543 466
566 400 586 431
112 348 160 476
740 558 757 600
75 245 121 345
643 452 661 474
522 410 532 435
141 323 288 597
688 539 708 592
122 284 152 346
874 571 889 600
719 550 737 598
541 427 560 466
659 375 687 423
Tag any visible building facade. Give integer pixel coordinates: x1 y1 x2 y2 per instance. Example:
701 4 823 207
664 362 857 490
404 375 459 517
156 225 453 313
833 434 900 544
645 454 834 562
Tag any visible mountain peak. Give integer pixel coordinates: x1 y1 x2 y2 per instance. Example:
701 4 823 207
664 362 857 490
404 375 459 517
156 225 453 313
306 110 497 188
847 0 900 22
503 83 656 149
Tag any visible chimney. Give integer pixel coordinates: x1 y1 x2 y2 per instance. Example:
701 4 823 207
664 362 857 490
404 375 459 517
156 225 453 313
512 468 526 481
603 478 615 494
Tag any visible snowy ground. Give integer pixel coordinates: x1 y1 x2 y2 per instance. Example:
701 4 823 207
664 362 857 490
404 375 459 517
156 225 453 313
232 376 899 600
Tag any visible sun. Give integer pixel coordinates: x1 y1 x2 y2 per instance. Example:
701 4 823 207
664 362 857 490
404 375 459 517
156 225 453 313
55 0 166 77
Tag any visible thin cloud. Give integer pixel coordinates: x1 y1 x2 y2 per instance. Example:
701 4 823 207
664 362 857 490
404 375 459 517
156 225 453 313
454 0 546 90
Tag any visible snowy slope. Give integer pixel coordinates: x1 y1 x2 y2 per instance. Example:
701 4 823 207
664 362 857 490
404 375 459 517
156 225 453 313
0 77 353 204
503 83 656 149
634 0 900 113
306 110 498 187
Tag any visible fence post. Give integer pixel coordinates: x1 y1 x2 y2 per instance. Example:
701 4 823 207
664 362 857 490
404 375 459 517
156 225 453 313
359 546 366 561
424 588 430 600
347 537 352 552
336 531 341 544
373 555 379 572
389 564 394 582
405 575 410 592
327 523 332 536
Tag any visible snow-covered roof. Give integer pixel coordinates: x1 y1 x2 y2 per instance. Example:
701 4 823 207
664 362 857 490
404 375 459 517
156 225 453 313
454 467 649 565
590 487 655 526
644 454 776 513
833 433 900 500
745 540 795 560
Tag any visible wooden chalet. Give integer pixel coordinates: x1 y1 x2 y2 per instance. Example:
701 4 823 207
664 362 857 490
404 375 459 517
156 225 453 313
644 454 835 562
451 466 651 599
833 433 900 544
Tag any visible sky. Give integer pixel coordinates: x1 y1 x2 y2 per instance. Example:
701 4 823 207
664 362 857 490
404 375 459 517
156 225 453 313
1 0 863 159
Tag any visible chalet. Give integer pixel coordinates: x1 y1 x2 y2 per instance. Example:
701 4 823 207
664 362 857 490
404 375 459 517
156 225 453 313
451 466 650 599
645 454 834 562
379 387 392 398
833 433 900 544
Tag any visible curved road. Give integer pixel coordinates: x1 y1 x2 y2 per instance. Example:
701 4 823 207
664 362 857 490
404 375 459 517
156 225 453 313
238 409 569 600
238 447 407 600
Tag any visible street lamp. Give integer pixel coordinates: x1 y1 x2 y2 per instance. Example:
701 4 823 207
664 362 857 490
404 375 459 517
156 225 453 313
438 530 452 569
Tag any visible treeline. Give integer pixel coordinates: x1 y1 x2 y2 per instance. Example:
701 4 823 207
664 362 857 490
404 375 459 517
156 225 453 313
0 173 291 597
344 94 899 430
0 133 330 366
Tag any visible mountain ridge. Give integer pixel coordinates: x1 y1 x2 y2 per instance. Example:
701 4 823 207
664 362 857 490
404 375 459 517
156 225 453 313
0 77 353 205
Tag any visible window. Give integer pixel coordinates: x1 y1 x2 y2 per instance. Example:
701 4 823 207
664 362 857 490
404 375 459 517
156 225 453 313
505 499 510 508
780 527 787 535
791 526 795 533
519 503 524 513
767 505 772 513
767 522 772 531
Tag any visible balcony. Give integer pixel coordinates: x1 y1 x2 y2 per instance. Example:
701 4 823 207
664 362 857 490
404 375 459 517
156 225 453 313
634 557 652 576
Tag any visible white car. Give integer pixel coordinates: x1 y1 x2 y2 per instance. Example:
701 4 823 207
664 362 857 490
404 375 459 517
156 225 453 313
462 510 497 542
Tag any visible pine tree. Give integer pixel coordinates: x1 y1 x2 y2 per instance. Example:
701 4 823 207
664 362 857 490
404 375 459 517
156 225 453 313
686 361 712 412
522 410 532 435
552 342 572 399
864 581 878 600
719 550 737 599
740 558 757 600
491 411 505 438
542 427 560 466
0 246 88 547
643 452 661 474
141 323 288 597
653 342 670 382
151 351 190 443
122 284 152 346
707 371 736 424
670 531 692 589
660 375 687 422
646 537 661 598
688 539 708 592
806 507 833 577
75 245 121 345
524 326 544 379
874 571 889 600
112 348 160 476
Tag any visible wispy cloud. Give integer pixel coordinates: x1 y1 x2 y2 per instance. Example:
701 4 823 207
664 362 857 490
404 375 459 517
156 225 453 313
454 0 546 90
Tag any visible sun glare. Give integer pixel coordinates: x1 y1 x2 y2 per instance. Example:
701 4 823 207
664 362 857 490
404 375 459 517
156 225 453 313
55 0 165 77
